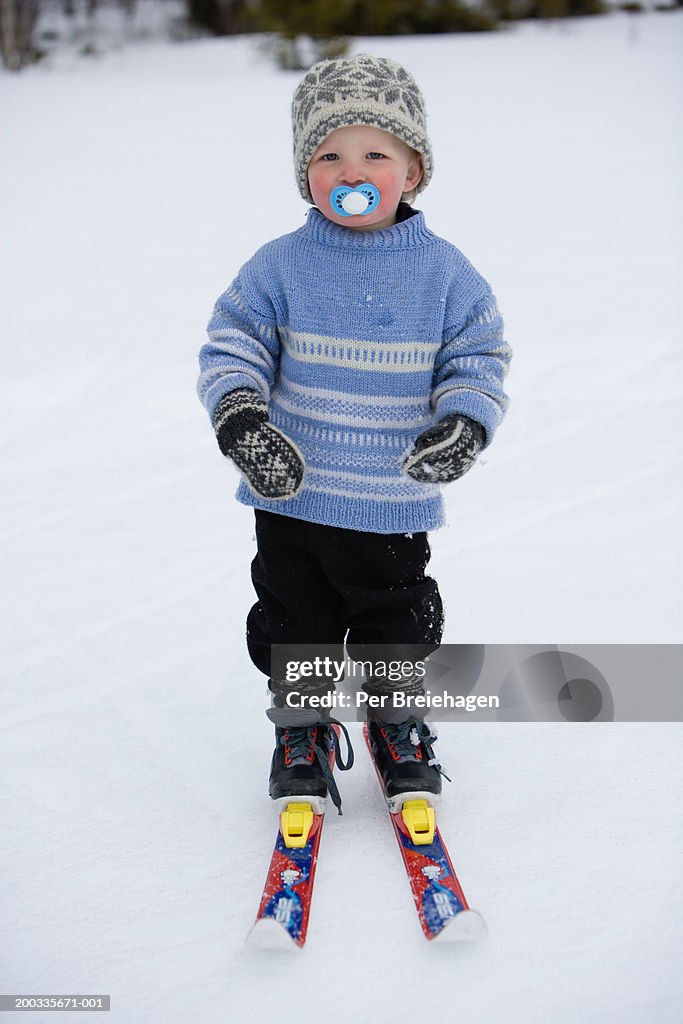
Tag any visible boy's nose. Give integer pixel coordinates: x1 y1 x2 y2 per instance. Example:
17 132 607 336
340 164 366 187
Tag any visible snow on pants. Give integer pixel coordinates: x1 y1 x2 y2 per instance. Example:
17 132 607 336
246 509 444 689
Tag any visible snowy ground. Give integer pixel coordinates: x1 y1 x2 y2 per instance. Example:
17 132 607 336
2 11 682 1024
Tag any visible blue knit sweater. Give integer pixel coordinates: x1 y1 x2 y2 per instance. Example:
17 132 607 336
197 207 511 534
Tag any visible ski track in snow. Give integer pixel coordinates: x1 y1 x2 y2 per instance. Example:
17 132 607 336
2 11 682 1024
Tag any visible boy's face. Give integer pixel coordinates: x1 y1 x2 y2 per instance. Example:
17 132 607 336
307 125 423 231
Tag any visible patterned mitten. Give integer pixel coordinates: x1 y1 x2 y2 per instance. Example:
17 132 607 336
213 389 304 500
403 414 485 484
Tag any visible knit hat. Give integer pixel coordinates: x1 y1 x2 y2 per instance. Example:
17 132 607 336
292 54 433 204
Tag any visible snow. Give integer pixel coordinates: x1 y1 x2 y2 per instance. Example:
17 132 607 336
2 10 682 1024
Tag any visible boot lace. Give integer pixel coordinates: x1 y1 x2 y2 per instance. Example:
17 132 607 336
379 721 451 782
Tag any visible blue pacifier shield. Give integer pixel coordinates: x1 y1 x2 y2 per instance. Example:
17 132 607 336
330 184 381 217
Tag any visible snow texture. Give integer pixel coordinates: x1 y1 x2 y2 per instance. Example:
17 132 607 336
2 10 682 1024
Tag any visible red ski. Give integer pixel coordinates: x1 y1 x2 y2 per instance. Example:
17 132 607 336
363 723 487 942
246 802 325 949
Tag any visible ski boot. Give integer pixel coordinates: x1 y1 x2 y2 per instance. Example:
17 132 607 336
366 718 450 813
268 716 354 815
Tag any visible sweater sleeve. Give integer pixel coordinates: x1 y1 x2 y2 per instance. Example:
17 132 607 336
197 253 281 424
431 289 512 446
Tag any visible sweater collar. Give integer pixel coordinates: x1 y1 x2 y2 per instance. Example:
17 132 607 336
302 205 435 251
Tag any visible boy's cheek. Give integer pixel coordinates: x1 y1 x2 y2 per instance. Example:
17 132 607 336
307 169 330 206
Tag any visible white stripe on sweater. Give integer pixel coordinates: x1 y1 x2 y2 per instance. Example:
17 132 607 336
281 328 439 372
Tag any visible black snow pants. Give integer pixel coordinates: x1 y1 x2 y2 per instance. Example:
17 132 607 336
246 510 444 687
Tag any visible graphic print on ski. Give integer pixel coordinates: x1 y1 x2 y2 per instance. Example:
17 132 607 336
363 723 487 942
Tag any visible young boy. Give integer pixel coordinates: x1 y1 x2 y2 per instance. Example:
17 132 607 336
197 55 511 814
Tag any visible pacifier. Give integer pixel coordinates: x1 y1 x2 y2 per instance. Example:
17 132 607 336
330 183 381 217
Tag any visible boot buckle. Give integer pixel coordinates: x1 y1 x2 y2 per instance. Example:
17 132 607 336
401 798 436 845
280 802 314 848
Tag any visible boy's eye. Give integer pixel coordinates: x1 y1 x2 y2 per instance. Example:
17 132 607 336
321 153 338 161
368 152 385 160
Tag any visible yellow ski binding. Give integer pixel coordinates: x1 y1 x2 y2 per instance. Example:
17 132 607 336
280 802 315 849
401 798 436 845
